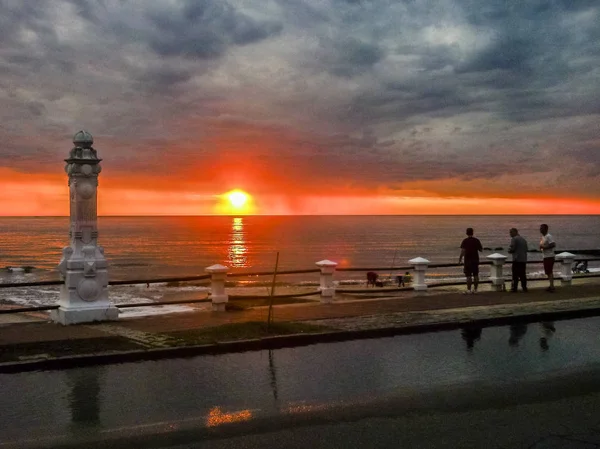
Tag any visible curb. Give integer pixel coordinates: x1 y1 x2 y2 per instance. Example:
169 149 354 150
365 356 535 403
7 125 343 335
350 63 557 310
2 305 600 374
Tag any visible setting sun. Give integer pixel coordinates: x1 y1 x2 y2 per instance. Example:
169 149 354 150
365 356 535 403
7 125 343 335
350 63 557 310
214 190 254 215
228 190 249 209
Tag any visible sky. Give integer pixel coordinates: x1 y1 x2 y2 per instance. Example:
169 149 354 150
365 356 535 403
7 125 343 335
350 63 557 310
1 0 599 215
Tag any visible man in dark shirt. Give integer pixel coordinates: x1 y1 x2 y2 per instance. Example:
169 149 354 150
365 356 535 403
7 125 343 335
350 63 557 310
459 227 483 294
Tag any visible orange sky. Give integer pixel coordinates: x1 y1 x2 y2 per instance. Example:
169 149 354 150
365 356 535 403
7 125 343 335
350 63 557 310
2 166 600 216
2 124 599 216
1 127 600 216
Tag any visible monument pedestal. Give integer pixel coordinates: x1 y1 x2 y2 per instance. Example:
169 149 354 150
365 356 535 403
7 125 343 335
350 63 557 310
51 305 119 325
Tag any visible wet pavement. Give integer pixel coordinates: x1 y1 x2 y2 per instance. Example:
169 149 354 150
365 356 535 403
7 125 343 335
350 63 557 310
2 316 600 448
2 279 600 448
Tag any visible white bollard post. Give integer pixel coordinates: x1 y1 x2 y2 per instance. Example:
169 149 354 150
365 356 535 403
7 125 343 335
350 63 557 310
556 252 576 286
205 264 229 311
408 257 430 291
487 253 508 291
315 260 338 303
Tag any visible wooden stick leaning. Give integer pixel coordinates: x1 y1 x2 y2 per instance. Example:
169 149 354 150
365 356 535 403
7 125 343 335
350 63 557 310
267 251 280 331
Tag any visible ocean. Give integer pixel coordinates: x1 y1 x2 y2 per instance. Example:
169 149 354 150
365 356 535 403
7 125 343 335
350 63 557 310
1 215 599 313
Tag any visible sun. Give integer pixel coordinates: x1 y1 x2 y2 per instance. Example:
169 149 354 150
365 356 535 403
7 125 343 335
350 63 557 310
227 190 249 209
216 189 254 215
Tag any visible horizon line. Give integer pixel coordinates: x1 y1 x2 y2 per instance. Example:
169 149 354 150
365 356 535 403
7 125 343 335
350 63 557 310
1 214 600 218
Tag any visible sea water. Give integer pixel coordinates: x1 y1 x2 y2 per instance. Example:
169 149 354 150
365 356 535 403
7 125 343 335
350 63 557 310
1 215 599 310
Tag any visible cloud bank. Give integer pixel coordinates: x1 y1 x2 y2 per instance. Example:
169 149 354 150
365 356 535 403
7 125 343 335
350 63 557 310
0 0 599 213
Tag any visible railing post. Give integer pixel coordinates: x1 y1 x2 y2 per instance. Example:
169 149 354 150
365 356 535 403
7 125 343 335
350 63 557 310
315 260 338 303
205 264 229 311
487 253 508 291
556 252 576 286
408 257 429 291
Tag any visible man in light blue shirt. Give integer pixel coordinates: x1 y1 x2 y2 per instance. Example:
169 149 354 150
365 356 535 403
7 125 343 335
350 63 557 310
508 228 528 292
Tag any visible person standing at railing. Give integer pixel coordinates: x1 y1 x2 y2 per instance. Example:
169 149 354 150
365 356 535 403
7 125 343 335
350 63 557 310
540 223 556 292
396 271 412 287
508 228 528 293
403 271 412 285
458 227 483 294
396 274 404 287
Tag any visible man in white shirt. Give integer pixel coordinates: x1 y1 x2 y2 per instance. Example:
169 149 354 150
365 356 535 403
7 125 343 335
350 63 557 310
539 224 556 292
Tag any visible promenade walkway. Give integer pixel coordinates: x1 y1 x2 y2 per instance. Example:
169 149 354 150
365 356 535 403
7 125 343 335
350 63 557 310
1 278 600 370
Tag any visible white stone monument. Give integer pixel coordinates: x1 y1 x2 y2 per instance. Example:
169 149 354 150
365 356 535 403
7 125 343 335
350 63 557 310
51 131 119 325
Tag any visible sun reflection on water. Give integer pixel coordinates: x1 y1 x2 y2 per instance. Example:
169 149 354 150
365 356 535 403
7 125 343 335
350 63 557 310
227 217 248 268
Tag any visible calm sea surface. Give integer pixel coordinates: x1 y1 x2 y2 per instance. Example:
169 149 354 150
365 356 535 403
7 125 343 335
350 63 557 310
1 215 599 310
1 215 600 279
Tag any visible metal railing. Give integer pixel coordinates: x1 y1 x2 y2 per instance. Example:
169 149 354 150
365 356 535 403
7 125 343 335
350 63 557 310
1 257 600 315
337 258 600 293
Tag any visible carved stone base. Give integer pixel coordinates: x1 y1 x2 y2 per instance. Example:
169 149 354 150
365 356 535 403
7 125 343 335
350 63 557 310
51 305 119 325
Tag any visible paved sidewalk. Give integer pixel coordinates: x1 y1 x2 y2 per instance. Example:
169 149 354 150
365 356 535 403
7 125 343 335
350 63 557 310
1 281 600 349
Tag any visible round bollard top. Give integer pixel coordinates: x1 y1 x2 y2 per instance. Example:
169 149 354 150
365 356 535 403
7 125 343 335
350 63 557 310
556 252 576 260
315 260 338 268
486 253 507 260
409 257 430 265
73 130 94 148
205 264 229 273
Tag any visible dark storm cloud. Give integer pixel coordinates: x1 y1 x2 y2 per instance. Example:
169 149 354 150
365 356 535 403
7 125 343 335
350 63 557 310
66 0 97 22
462 0 598 25
105 0 282 60
326 38 385 77
136 67 193 92
450 0 599 120
342 74 483 131
456 37 535 74
0 2 52 39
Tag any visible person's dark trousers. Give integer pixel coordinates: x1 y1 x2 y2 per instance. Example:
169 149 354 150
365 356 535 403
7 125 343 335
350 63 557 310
511 262 528 291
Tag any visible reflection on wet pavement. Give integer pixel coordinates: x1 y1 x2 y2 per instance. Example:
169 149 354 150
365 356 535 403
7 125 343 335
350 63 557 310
2 316 600 448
